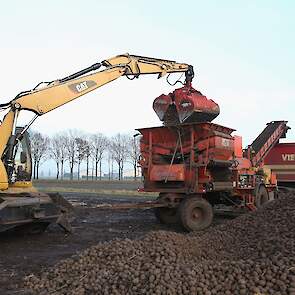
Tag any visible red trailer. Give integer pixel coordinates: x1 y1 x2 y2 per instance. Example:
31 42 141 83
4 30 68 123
264 143 295 187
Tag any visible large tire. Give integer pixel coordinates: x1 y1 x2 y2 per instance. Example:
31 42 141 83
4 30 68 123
255 185 269 208
178 196 213 232
154 207 179 224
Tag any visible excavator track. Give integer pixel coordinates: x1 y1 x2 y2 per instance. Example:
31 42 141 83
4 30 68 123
0 192 74 233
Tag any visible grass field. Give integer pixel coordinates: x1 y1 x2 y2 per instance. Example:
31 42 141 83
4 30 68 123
33 179 157 197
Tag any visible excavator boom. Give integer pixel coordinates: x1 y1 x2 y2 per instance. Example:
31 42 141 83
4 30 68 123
11 54 193 115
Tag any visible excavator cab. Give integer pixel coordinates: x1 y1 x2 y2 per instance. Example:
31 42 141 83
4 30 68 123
13 128 32 182
0 127 73 234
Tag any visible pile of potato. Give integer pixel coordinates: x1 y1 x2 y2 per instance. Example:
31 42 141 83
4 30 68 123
24 193 295 295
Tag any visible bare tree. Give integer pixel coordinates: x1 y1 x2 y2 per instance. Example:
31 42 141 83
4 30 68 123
111 154 114 179
107 152 113 180
50 136 61 179
80 134 92 180
75 137 88 180
85 142 91 180
110 133 129 180
59 135 67 179
91 161 94 180
91 133 108 180
30 131 49 179
64 130 80 180
48 134 68 180
28 130 141 181
127 134 141 180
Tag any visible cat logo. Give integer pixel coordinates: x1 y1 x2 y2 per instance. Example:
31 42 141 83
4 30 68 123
76 81 88 93
68 80 97 94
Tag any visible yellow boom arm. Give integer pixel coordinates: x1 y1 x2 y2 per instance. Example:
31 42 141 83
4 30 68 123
11 54 192 115
0 53 194 189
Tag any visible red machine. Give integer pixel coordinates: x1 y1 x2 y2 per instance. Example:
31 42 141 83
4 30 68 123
138 122 235 192
138 82 290 231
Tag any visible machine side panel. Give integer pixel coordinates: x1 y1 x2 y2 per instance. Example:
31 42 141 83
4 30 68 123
264 143 295 185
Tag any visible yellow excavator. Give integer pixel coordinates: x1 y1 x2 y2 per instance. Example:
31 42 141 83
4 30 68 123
0 54 194 234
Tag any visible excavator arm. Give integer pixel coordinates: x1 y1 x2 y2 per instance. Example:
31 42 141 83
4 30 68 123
11 54 193 115
0 53 194 189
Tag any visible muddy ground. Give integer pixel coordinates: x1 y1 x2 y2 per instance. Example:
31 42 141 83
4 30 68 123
0 180 228 295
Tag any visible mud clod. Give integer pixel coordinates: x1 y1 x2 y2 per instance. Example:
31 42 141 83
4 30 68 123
24 193 295 294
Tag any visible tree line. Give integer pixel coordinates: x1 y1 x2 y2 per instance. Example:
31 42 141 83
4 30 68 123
29 130 141 181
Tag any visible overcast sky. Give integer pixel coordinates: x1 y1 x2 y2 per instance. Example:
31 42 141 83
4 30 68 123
0 0 294 148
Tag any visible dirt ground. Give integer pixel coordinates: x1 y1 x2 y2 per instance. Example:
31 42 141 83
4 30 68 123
0 180 175 295
0 180 228 295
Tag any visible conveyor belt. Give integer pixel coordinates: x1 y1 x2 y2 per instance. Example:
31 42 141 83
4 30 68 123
249 121 289 166
251 121 286 153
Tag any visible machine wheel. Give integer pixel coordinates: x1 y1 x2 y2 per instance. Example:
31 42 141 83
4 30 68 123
255 185 269 208
178 196 213 232
154 207 179 224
